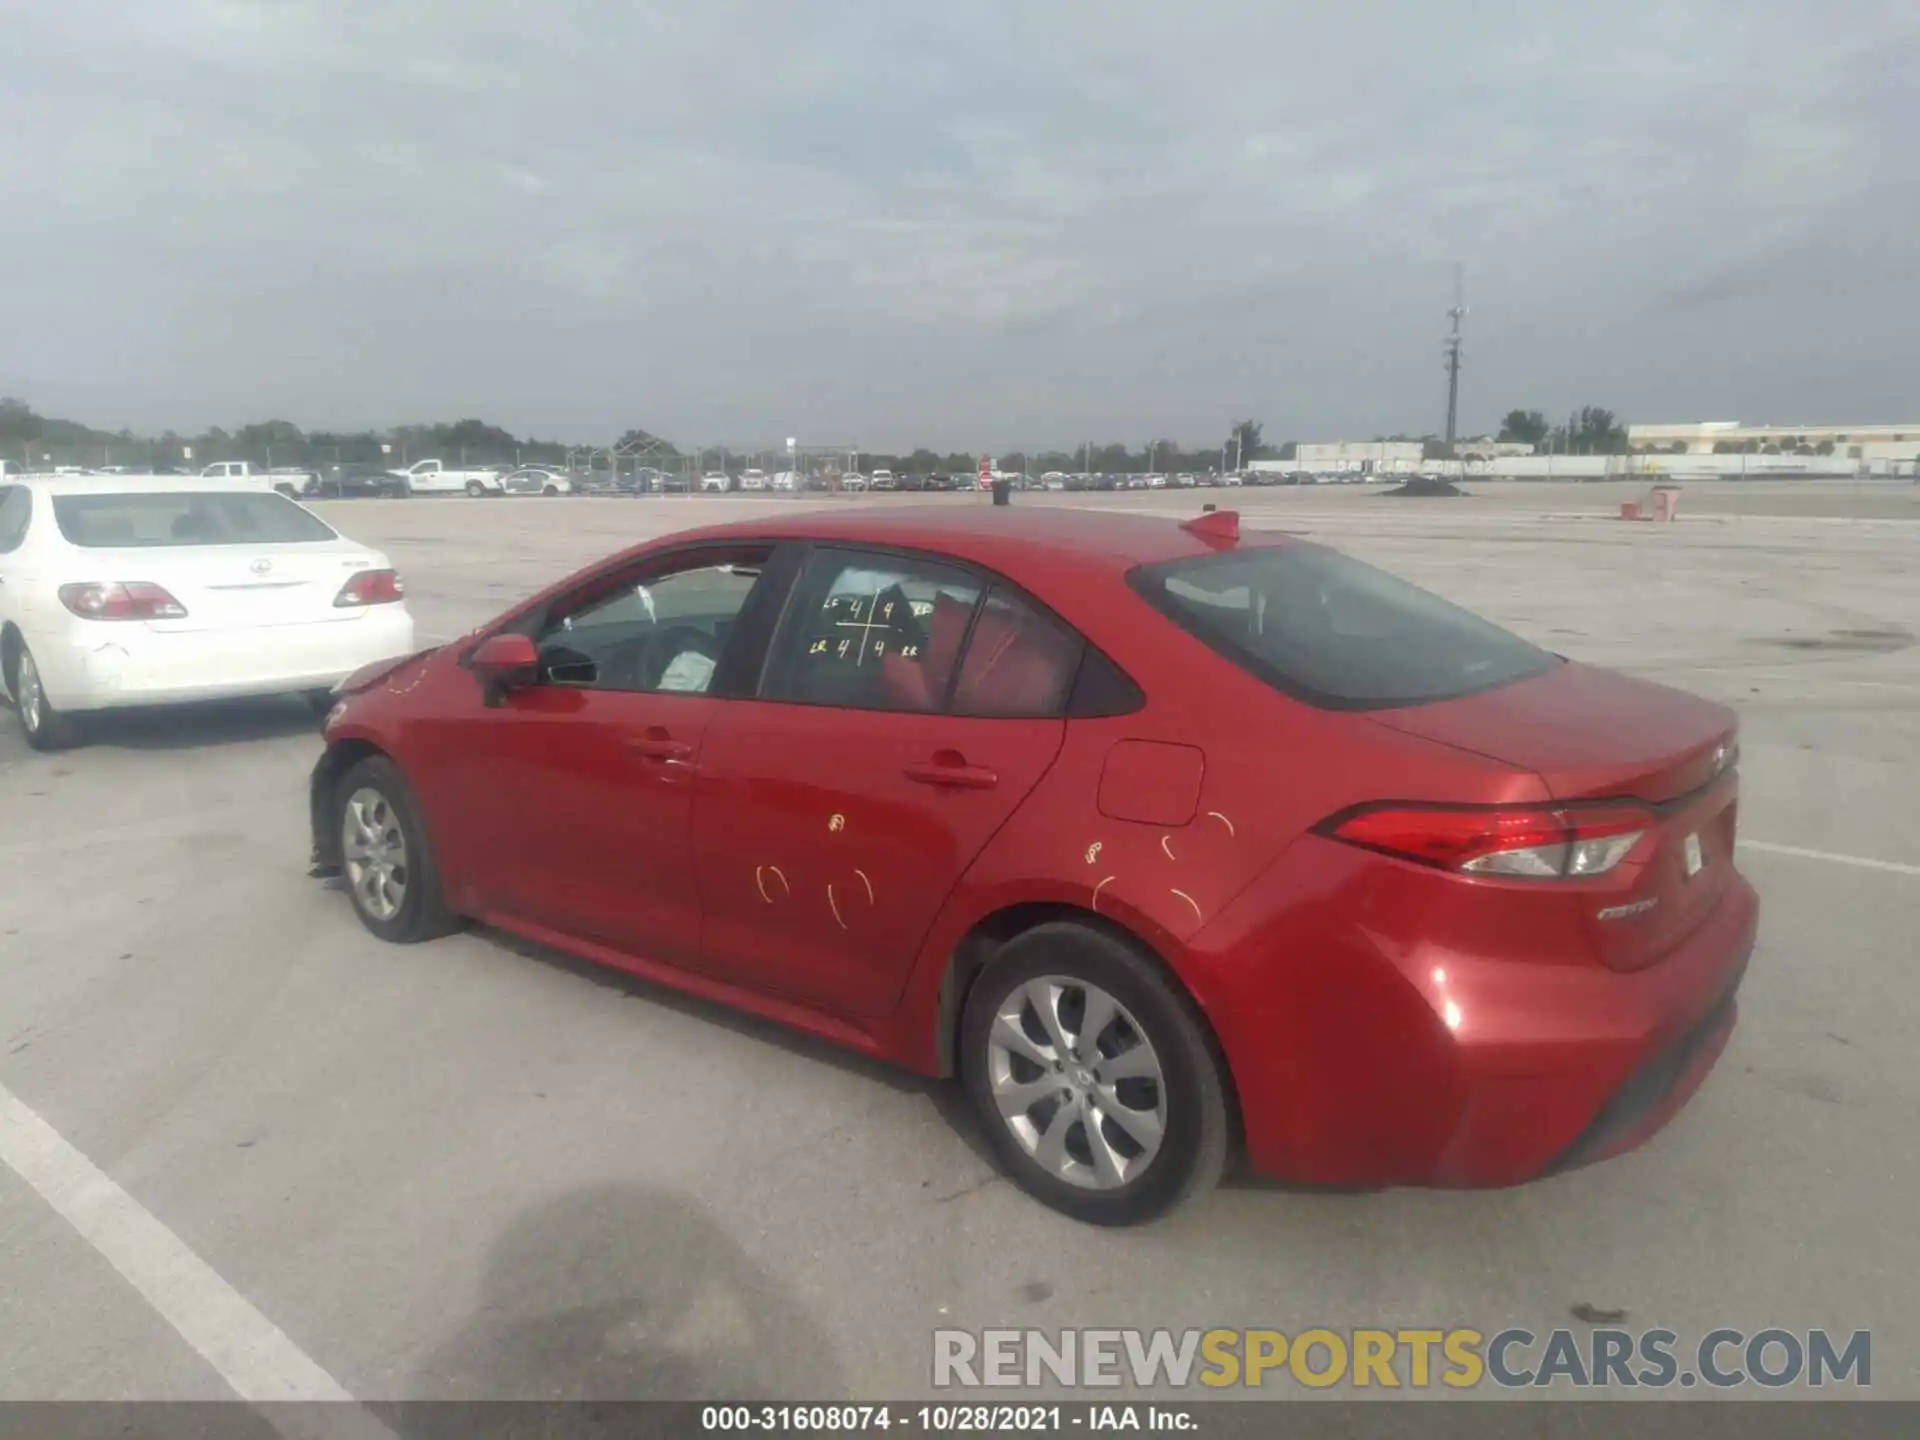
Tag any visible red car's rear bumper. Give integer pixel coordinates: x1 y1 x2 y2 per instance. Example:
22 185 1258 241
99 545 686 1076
1184 844 1759 1189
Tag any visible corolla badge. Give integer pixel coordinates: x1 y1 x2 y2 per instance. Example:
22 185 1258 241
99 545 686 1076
1597 897 1660 922
249 558 273 575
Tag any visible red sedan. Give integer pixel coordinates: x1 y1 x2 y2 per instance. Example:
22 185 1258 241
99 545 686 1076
309 506 1757 1225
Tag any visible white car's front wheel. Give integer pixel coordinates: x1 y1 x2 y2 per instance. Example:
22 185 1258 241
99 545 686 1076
9 644 81 752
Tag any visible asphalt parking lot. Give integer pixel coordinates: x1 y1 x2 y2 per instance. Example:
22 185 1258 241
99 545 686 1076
3 480 1917 1405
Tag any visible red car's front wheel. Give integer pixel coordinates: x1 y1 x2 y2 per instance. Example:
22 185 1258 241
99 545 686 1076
334 755 462 945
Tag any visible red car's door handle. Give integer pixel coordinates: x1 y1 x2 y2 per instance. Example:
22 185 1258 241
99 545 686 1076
903 753 999 789
626 730 694 762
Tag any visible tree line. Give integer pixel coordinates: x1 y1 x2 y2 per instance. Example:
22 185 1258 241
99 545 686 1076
1494 407 1631 456
1 400 1287 476
4 397 1635 473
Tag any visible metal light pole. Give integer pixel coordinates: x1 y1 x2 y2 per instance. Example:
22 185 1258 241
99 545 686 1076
1443 265 1465 448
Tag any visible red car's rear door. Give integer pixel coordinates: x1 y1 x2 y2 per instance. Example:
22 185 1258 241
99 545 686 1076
691 548 1078 1019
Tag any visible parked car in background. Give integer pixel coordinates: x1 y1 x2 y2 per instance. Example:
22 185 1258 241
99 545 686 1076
388 458 507 497
198 461 294 495
501 466 575 497
699 471 732 493
769 471 799 492
1 474 414 751
304 465 406 499
739 469 770 492
841 473 869 492
869 469 898 491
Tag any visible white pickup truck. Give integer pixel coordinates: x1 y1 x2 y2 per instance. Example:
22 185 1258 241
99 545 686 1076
198 461 309 496
386 458 506 496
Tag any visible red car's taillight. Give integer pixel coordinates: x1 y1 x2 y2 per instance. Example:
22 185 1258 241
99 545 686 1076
1320 802 1654 879
58 582 188 620
335 568 404 607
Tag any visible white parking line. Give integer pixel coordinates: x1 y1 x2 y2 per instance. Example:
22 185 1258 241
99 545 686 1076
1740 840 1920 877
0 1080 396 1437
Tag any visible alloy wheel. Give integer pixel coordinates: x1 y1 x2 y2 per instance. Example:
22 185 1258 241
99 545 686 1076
17 651 44 735
985 975 1168 1191
342 787 410 921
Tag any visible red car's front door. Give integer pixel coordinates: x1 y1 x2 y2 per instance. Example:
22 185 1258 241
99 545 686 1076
461 686 717 966
691 547 1078 1019
419 546 771 969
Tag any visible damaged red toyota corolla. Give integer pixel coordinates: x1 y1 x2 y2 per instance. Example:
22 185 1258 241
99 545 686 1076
309 506 1757 1225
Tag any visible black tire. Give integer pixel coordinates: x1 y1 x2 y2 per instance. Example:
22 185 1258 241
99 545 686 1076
465 480 485 498
300 688 336 715
959 922 1230 1226
8 641 83 752
543 485 560 496
331 755 461 944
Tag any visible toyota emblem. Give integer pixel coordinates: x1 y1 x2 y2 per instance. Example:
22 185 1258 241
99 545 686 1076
250 558 273 575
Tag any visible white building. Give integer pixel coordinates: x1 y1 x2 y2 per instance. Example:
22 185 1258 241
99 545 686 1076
1629 421 1920 461
1295 441 1423 473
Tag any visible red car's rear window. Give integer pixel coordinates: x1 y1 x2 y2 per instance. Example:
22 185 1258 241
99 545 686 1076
1129 544 1560 711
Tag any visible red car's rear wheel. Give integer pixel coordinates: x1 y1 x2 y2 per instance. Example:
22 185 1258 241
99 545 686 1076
961 922 1230 1225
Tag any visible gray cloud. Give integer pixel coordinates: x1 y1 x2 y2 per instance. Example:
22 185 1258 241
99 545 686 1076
2 0 1916 447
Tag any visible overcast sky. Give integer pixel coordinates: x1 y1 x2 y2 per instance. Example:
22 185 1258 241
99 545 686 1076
2 0 1915 449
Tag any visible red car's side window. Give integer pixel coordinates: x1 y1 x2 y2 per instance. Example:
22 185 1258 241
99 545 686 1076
950 588 1082 717
879 589 975 710
763 551 982 712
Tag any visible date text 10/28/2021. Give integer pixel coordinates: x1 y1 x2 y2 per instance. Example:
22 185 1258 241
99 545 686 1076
702 1406 1192 1432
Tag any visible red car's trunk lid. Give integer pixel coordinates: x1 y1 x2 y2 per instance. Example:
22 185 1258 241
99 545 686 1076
1368 661 1741 971
1366 661 1735 803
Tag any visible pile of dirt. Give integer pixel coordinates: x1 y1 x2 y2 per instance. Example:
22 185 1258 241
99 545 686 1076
1381 476 1470 498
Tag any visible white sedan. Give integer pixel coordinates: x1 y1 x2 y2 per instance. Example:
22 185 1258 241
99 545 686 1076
0 475 416 751
500 466 575 496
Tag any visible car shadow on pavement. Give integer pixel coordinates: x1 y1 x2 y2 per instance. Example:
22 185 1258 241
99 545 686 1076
474 925 1007 1173
390 1182 847 1421
67 696 323 750
471 928 1380 1209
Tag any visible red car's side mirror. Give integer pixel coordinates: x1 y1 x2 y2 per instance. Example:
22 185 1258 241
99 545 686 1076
469 632 540 694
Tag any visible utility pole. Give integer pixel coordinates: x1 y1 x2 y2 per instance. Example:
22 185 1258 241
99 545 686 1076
1443 264 1465 448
